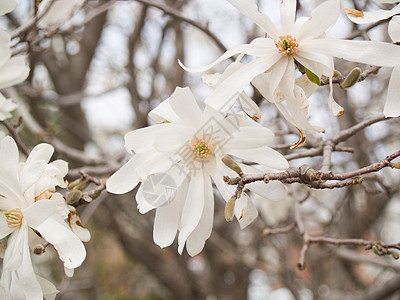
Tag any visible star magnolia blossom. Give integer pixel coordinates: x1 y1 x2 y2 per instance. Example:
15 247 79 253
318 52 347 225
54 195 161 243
0 14 29 91
0 137 86 299
0 94 17 121
181 0 400 136
346 7 400 117
106 87 289 256
38 0 83 28
203 57 321 147
344 0 400 24
385 16 400 117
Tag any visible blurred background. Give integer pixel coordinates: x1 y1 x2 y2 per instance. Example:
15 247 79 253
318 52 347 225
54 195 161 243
3 0 400 299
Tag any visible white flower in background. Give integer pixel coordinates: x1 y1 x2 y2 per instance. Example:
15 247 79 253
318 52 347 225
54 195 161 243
346 7 400 117
0 0 16 16
344 0 400 24
0 94 17 121
107 87 289 256
0 31 29 91
38 0 83 29
181 0 400 134
0 137 86 299
384 16 400 117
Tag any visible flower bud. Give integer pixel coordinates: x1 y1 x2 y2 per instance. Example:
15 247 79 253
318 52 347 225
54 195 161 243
66 189 82 205
222 155 243 175
341 67 361 89
224 195 237 223
391 250 399 260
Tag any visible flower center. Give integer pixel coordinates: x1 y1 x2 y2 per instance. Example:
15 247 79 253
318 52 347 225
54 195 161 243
191 139 213 160
4 208 23 230
275 35 298 56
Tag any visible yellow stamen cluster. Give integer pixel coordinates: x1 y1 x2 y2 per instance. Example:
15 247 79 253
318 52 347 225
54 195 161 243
4 208 23 230
191 139 213 160
275 35 299 56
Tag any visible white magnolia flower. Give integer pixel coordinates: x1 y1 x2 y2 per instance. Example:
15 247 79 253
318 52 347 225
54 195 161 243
0 94 17 121
344 0 400 24
0 31 29 90
181 0 400 132
0 137 86 299
203 56 320 147
107 87 289 256
383 16 400 117
38 0 83 29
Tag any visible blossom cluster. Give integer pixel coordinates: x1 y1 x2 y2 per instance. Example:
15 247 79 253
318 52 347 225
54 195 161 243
0 1 89 299
107 0 400 257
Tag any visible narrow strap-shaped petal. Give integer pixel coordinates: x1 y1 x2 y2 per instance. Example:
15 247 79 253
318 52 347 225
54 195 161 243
0 56 30 90
296 0 340 40
33 216 86 269
23 199 57 228
384 66 400 117
234 193 258 229
345 4 400 24
124 123 171 154
185 172 214 256
0 214 13 239
204 53 281 113
280 0 296 33
106 155 141 194
177 170 205 254
307 39 400 67
168 87 203 127
179 39 276 73
153 176 189 248
227 0 279 38
25 143 54 165
18 160 47 194
227 146 289 170
389 16 400 42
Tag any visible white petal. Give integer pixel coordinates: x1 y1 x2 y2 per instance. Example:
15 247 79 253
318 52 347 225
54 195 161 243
33 216 86 269
148 97 180 124
140 166 187 208
153 176 189 248
185 172 214 256
225 126 274 149
389 16 400 42
168 87 202 127
307 39 400 67
234 193 258 229
23 200 56 227
204 53 282 113
384 66 400 117
179 38 277 74
124 123 171 154
238 92 261 120
280 0 296 33
247 181 288 202
36 276 58 300
206 159 235 202
295 74 319 98
106 155 141 194
0 215 13 239
26 143 54 164
0 56 30 89
177 170 205 254
0 0 17 15
18 160 47 194
153 125 192 153
296 0 340 40
227 0 279 38
227 146 289 170
345 5 400 24
202 72 221 86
